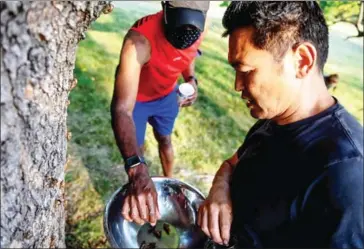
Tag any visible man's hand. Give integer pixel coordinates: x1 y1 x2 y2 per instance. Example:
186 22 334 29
179 80 198 107
121 164 161 226
197 157 237 246
197 182 233 246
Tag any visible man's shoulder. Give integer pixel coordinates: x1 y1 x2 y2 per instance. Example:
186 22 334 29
332 105 363 155
236 120 267 158
127 11 162 52
246 119 269 138
303 105 363 166
131 11 162 30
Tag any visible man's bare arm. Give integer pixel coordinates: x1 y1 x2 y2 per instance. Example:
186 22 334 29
111 30 150 177
180 58 198 107
206 152 239 205
181 58 196 82
209 152 239 193
111 30 161 226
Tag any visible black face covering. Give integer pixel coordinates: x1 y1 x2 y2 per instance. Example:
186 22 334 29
162 1 203 50
165 25 201 49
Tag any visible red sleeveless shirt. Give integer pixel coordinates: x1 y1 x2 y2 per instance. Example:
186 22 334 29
130 11 202 102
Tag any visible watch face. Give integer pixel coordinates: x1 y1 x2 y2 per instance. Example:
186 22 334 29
127 156 141 167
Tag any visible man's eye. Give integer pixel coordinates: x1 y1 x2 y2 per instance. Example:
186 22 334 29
240 66 254 73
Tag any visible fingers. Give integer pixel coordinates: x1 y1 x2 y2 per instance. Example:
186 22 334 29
180 98 196 107
209 205 223 245
180 99 191 107
121 195 132 222
198 201 232 246
197 205 203 227
146 193 157 226
200 206 211 238
122 177 161 226
153 191 161 220
219 206 232 246
187 94 197 104
136 194 148 223
122 192 160 226
130 195 144 225
180 94 198 107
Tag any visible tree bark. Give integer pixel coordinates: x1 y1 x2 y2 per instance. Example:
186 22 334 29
1 1 110 248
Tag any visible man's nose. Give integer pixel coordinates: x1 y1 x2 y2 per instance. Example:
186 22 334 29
235 74 244 92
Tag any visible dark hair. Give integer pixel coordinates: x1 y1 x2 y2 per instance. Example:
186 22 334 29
222 1 329 71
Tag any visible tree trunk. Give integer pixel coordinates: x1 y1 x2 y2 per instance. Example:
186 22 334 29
1 1 110 248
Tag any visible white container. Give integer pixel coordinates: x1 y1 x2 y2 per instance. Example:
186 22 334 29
177 83 195 104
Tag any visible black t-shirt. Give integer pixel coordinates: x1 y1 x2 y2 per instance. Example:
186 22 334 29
230 100 363 248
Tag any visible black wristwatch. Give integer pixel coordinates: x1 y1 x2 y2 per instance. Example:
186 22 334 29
124 155 146 172
188 76 198 86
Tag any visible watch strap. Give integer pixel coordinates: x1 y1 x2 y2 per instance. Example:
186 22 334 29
124 155 146 172
187 75 198 86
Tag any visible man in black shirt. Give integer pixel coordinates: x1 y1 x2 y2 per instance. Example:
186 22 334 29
197 2 363 248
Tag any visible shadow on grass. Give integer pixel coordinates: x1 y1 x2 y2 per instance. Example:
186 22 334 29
65 35 124 248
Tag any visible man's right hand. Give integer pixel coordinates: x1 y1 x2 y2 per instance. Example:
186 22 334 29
197 182 233 246
121 164 161 226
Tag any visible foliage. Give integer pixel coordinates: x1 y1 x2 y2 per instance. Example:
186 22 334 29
219 1 229 8
319 1 361 25
219 1 362 26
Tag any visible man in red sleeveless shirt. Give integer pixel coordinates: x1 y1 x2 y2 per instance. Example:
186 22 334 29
111 1 210 225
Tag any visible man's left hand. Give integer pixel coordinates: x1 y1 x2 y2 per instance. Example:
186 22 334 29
197 181 233 246
179 80 198 108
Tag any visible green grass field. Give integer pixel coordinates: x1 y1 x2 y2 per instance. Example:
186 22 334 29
65 4 363 248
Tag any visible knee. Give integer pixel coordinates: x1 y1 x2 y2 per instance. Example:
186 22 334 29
156 135 172 147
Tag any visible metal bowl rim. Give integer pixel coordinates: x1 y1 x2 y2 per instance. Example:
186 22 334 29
103 176 206 248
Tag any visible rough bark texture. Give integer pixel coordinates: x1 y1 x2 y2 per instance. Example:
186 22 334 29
1 1 110 248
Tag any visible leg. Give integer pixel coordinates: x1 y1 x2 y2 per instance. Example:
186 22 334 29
148 87 179 177
153 130 174 177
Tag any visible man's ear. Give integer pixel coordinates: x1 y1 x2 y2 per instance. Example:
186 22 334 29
293 42 317 79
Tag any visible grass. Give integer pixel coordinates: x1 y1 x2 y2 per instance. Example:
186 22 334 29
65 5 363 248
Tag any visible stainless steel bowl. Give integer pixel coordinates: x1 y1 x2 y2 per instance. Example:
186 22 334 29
103 177 208 248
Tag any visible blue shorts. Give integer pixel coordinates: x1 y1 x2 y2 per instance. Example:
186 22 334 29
133 88 179 146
